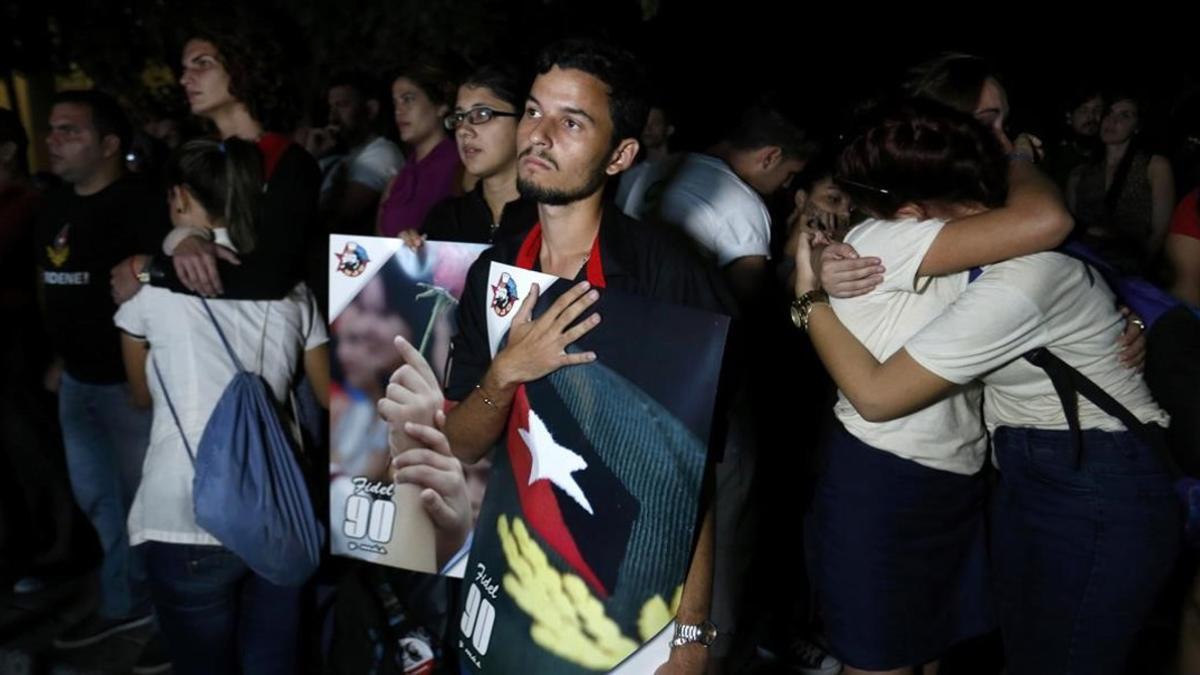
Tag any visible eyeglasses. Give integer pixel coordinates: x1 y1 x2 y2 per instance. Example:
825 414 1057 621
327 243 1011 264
443 107 519 131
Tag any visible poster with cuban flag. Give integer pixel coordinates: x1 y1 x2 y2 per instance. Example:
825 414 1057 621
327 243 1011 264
456 262 729 673
327 235 489 578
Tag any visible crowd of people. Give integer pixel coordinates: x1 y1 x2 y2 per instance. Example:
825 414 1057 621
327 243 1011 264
0 13 1198 675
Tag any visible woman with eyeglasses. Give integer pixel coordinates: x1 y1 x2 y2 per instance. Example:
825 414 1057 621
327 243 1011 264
376 62 463 237
400 64 537 247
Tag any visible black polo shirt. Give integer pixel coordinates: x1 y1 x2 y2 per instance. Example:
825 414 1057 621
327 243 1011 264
421 183 538 245
445 201 734 401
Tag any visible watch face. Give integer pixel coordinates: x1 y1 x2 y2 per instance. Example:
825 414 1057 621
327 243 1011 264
790 300 805 328
673 621 718 647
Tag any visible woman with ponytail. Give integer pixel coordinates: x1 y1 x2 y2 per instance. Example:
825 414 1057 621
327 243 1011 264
113 138 330 675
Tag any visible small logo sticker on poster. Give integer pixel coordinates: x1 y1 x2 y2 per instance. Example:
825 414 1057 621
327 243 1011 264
491 272 519 317
335 242 370 277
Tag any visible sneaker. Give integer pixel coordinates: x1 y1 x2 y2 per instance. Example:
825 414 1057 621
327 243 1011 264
785 636 842 675
132 632 172 674
52 612 154 649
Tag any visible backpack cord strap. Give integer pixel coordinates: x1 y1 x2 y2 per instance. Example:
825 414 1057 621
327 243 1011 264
256 303 272 376
200 297 246 373
152 357 196 465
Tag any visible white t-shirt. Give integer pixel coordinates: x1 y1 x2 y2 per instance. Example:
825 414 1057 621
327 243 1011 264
830 218 988 475
652 153 772 267
321 136 405 194
114 232 328 546
614 156 675 221
905 252 1168 432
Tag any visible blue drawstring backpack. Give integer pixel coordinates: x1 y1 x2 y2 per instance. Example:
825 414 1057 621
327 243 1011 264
153 298 323 586
1059 239 1200 330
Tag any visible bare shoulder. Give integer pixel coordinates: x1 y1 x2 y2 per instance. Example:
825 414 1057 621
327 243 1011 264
1148 155 1174 179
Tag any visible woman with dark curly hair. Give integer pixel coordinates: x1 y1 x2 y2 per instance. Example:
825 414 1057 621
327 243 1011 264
178 18 299 137
123 22 324 313
376 62 463 237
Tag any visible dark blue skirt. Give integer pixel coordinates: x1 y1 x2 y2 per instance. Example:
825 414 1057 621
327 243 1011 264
807 426 994 670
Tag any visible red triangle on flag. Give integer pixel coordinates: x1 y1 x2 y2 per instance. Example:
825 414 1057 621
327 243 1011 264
506 384 610 598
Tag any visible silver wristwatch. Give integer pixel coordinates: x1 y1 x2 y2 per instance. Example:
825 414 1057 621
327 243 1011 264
670 620 718 649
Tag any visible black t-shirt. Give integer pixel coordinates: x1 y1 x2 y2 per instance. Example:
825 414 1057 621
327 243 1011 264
445 202 735 401
36 174 169 383
421 183 538 245
148 138 325 311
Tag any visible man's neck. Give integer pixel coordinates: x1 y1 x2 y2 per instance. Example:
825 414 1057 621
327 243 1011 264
537 190 604 278
212 103 264 142
706 142 757 187
73 162 123 197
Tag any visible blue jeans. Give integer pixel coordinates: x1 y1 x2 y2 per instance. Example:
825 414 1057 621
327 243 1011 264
144 543 301 675
58 372 151 618
991 426 1181 675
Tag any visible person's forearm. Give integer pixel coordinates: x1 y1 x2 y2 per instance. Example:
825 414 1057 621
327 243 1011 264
145 253 187 293
806 303 896 421
920 160 1073 276
997 160 1074 249
163 227 209 255
444 367 518 464
303 346 331 409
147 250 298 299
674 499 713 625
806 301 956 421
120 337 151 408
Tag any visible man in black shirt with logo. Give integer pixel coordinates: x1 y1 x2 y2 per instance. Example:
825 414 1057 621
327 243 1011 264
35 90 167 651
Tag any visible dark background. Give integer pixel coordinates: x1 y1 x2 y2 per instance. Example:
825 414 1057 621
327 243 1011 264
4 0 1199 159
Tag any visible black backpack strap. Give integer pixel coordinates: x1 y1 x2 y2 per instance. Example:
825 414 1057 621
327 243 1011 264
1024 348 1087 467
1023 347 1180 476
